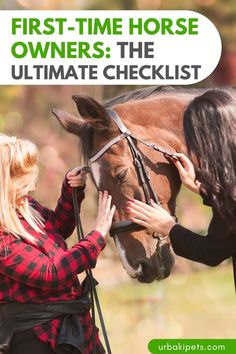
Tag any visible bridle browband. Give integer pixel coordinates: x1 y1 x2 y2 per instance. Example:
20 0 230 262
88 108 178 238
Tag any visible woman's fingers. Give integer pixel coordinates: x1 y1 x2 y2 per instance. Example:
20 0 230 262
173 160 191 184
97 191 108 219
97 191 103 217
150 199 160 209
68 171 87 179
130 217 148 227
98 191 113 217
99 190 108 210
94 192 116 237
177 153 194 171
173 159 187 174
127 207 149 221
172 153 198 193
67 167 89 187
126 203 152 219
128 198 157 212
104 194 113 218
173 157 190 175
127 199 168 220
108 205 116 220
195 180 201 189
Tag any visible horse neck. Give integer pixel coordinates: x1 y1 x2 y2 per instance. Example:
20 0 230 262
114 96 188 153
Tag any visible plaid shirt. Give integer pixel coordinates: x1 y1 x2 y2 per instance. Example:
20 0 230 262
0 175 106 354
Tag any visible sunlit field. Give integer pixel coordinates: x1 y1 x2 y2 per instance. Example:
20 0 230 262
94 263 235 354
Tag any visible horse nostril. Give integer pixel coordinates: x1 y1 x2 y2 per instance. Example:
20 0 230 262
152 231 160 239
135 259 154 283
134 263 144 278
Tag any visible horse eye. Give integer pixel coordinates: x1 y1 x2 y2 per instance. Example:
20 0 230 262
115 169 128 184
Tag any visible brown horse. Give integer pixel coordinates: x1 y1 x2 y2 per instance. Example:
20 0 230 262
52 86 202 283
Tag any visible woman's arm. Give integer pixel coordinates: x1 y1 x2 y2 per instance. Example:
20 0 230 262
29 169 88 239
0 231 105 291
127 199 236 267
169 209 236 266
0 191 115 290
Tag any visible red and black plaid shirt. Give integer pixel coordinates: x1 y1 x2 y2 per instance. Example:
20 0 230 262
0 175 106 354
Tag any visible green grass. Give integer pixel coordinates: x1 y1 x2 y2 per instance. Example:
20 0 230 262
95 263 235 354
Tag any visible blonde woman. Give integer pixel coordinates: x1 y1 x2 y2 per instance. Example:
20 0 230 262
0 134 115 354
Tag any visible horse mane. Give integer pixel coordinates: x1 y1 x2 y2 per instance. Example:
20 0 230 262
104 85 176 108
104 85 235 108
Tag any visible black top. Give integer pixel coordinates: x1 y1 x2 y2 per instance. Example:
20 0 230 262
169 206 236 290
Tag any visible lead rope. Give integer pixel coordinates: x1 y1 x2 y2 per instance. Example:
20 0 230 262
72 188 112 354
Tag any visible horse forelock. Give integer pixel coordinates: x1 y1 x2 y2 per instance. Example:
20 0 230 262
79 124 94 164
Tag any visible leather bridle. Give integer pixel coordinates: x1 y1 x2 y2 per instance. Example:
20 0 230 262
89 108 178 239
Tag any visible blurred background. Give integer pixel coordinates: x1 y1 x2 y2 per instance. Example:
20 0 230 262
0 1 235 353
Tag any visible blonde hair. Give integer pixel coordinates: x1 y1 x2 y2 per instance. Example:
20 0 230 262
0 134 45 244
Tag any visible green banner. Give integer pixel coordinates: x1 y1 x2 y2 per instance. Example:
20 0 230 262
148 339 236 354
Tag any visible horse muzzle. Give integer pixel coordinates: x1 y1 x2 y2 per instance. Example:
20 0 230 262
110 220 175 283
135 242 175 283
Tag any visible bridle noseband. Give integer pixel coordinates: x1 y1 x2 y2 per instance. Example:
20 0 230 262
88 108 178 239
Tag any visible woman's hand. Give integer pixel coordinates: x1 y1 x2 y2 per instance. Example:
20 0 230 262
67 167 89 188
172 153 201 194
127 199 176 236
94 191 116 238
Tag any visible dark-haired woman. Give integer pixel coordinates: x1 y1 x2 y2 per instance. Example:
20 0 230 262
126 89 236 288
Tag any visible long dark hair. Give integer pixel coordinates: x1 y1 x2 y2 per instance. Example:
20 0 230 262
183 89 236 227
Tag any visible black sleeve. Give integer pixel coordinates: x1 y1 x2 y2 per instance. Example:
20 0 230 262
169 208 236 266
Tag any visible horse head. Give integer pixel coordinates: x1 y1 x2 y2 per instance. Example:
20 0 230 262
53 87 189 283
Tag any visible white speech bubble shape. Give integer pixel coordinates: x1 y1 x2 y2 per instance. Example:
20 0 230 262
0 10 221 85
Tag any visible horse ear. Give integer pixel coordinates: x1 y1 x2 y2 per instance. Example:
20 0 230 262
52 109 86 135
72 95 111 130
